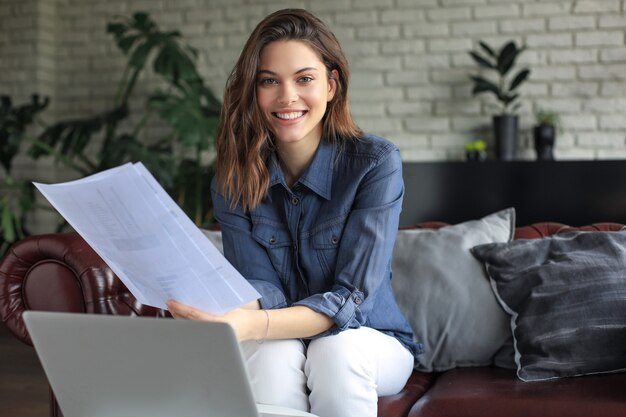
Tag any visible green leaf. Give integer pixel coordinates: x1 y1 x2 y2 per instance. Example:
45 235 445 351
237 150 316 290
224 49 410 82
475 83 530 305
503 93 519 105
497 41 521 76
148 86 219 152
479 41 496 58
117 34 141 55
128 38 157 70
153 42 201 84
0 94 49 173
169 159 215 227
132 12 152 31
1 203 16 243
469 76 500 97
468 52 495 69
106 23 127 38
164 30 181 38
31 105 127 165
509 69 530 91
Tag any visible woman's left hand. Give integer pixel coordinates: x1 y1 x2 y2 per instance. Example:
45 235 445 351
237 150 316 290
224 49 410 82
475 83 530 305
166 299 263 341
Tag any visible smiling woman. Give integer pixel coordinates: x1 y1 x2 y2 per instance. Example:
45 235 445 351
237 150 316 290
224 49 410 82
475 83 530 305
256 40 337 187
165 9 420 417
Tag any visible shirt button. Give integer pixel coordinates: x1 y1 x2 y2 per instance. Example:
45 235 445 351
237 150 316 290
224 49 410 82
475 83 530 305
331 235 339 244
269 237 276 244
353 296 362 305
291 197 299 205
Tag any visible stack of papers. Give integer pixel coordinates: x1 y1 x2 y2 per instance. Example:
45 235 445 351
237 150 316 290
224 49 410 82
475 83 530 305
34 162 260 315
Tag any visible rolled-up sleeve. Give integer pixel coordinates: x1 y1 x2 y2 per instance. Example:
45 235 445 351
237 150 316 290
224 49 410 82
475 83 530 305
294 147 403 337
211 180 288 310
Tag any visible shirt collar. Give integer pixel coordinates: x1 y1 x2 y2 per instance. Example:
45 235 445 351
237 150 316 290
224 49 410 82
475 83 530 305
268 139 335 200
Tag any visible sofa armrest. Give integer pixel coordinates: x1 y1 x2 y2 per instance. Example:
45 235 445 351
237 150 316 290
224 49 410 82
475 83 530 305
378 370 437 417
0 232 168 345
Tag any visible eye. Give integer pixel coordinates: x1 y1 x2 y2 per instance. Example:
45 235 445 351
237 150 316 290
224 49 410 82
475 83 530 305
259 78 278 86
298 76 314 83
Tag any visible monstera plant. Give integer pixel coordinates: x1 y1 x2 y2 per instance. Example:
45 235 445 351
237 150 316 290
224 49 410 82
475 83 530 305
30 11 221 227
0 12 221 258
0 95 49 255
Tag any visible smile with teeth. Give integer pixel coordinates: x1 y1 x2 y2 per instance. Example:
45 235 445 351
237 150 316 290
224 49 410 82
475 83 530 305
273 111 306 120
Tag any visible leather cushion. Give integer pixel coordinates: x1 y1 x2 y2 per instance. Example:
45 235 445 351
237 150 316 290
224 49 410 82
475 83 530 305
378 371 436 417
409 367 626 417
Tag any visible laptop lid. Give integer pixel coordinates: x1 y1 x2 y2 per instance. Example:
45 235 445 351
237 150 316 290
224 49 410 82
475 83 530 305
23 311 314 417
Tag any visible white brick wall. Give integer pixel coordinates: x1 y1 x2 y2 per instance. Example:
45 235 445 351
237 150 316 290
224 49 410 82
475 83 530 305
2 0 626 162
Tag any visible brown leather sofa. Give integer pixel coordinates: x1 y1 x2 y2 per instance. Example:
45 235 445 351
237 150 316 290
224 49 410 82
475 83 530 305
2 222 626 417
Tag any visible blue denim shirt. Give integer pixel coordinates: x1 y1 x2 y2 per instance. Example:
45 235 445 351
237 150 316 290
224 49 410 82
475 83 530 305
211 134 422 358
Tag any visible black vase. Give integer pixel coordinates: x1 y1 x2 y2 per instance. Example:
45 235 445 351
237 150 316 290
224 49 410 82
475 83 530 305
533 124 555 161
492 115 518 161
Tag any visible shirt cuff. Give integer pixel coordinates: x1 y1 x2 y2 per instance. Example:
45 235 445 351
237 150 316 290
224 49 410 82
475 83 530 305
293 286 365 338
248 279 288 310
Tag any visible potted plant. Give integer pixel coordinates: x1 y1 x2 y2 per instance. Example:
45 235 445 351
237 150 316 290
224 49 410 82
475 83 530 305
533 109 561 161
464 139 487 162
468 41 530 161
0 12 221 258
30 12 221 227
0 95 50 256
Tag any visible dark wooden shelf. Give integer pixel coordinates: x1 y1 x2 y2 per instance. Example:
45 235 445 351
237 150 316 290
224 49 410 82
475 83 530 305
401 160 626 227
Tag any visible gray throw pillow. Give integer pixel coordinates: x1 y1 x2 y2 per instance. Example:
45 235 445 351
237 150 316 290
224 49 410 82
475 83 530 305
472 230 626 381
202 229 224 254
391 208 514 372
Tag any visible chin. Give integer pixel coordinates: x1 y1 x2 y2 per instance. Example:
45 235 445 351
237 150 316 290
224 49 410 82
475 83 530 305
274 132 305 144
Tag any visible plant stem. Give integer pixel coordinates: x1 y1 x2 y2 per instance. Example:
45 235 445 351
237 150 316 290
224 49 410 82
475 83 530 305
114 66 131 107
132 107 154 139
194 146 202 226
30 140 92 175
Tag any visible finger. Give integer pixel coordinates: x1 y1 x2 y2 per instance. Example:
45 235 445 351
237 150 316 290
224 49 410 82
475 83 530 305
166 300 192 320
167 300 211 321
166 300 192 316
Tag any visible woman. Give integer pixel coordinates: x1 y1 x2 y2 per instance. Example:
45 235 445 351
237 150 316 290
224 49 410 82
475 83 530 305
167 8 421 417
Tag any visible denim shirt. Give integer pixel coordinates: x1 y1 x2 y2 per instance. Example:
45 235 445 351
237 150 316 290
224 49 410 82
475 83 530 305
211 134 422 358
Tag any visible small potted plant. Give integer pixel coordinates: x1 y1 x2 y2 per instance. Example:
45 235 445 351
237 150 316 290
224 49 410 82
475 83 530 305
464 139 487 162
533 109 561 161
468 41 530 161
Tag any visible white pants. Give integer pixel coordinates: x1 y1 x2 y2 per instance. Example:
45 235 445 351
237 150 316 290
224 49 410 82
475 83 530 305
241 327 414 417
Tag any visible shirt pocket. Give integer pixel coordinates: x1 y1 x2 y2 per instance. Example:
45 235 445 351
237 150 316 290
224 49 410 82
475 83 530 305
252 223 293 280
311 222 344 278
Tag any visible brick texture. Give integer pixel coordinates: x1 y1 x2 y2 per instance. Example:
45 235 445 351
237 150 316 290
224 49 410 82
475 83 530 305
1 0 626 165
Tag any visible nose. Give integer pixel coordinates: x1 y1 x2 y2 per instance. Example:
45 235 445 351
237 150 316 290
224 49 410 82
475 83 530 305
277 83 297 105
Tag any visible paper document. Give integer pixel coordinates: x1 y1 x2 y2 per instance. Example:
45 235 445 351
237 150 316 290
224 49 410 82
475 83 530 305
34 162 260 315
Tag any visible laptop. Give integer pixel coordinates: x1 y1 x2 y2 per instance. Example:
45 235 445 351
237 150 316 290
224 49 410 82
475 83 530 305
23 311 317 417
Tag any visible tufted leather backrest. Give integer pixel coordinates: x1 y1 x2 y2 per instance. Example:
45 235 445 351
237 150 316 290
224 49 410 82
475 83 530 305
0 233 168 345
514 222 625 239
2 223 625 345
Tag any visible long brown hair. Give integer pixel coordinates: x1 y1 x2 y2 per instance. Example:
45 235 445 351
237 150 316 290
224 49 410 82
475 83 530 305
215 8 362 211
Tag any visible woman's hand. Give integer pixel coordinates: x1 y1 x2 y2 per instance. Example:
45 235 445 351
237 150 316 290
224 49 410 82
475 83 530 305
166 299 265 342
167 300 334 340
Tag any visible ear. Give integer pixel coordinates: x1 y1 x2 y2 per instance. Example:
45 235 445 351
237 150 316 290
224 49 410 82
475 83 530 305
327 69 339 102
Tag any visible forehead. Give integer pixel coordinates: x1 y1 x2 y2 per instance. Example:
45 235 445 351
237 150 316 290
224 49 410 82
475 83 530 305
259 40 324 71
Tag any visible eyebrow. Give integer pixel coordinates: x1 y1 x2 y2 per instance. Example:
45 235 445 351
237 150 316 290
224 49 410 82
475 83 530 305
257 67 319 77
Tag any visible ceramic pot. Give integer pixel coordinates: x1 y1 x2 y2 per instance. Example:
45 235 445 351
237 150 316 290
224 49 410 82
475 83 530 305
493 115 518 161
533 124 555 161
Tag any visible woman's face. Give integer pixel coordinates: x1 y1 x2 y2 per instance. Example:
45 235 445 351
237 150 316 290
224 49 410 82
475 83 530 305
257 40 337 148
